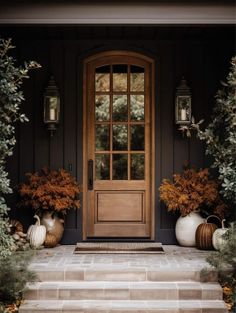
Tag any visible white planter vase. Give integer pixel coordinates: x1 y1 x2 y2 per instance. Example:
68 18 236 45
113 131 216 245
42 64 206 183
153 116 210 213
175 212 205 247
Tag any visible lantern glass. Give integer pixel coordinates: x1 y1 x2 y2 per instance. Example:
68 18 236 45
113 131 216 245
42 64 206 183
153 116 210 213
176 95 191 124
44 96 60 124
175 78 192 125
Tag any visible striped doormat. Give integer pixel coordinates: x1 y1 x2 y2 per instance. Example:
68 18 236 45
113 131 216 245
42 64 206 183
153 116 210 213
74 242 164 254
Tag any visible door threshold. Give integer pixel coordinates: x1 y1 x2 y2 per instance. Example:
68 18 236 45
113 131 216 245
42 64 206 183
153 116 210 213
84 237 155 243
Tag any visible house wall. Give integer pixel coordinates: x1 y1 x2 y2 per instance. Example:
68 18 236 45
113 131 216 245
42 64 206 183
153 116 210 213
2 26 235 244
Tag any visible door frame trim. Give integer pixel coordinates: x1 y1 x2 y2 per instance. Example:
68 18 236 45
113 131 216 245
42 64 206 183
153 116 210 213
83 50 155 240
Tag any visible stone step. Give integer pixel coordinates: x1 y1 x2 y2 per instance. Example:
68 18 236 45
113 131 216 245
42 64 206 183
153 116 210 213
25 281 223 301
35 267 218 282
19 299 228 313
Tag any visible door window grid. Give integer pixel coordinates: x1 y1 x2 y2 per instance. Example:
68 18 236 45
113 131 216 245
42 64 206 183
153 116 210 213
95 64 145 181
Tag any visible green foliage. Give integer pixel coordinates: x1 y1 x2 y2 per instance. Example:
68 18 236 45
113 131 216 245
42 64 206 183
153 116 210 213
0 38 40 258
0 251 37 307
0 198 13 258
206 222 236 310
180 57 236 208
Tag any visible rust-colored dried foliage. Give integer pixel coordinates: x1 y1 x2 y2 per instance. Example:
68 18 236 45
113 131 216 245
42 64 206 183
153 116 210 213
159 168 226 217
223 285 234 311
18 168 80 215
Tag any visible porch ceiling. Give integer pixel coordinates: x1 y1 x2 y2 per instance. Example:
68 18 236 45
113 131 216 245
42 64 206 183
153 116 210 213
0 2 235 25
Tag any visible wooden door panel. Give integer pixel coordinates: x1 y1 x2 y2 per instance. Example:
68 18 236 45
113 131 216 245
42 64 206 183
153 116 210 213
83 51 155 239
95 191 144 222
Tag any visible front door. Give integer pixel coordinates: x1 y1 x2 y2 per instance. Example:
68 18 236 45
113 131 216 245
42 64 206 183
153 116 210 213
83 51 155 239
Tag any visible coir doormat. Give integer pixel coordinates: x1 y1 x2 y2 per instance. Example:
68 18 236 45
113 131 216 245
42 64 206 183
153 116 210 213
74 242 164 254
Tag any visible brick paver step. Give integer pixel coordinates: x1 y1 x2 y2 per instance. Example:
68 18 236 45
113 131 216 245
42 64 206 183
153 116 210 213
20 246 225 313
35 267 218 282
25 281 223 301
19 299 228 313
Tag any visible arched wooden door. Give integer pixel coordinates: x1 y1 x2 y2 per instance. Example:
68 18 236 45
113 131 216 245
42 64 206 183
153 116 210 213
83 51 155 239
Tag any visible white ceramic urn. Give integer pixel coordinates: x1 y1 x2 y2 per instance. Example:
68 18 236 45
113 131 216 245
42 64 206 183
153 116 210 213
175 212 205 247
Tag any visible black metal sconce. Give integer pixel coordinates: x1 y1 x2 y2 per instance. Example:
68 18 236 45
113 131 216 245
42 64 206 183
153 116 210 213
44 76 60 137
175 78 191 125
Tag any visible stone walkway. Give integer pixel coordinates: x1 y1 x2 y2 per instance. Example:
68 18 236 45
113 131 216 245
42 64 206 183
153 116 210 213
19 245 227 313
30 245 212 271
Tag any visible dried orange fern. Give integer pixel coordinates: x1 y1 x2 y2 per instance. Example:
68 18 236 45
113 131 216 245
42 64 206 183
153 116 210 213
18 167 80 215
159 168 226 217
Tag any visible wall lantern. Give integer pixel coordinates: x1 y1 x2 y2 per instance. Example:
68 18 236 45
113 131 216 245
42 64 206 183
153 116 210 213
44 76 60 136
175 78 191 125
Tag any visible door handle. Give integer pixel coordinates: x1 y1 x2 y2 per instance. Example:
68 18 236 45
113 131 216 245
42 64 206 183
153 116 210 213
88 159 93 190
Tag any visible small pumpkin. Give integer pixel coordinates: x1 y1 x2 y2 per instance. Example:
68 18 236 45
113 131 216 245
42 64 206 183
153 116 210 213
212 219 228 250
195 215 219 250
44 232 58 248
27 215 46 248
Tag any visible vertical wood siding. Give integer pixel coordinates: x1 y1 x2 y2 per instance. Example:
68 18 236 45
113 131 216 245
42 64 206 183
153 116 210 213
3 26 234 244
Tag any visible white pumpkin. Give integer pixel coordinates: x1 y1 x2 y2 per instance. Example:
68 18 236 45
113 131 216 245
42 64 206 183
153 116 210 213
27 215 46 248
27 224 33 240
212 219 228 250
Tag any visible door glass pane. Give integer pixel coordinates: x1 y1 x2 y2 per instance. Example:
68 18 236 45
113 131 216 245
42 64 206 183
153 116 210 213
113 65 127 92
131 125 145 150
95 154 110 180
113 154 128 180
131 154 145 180
130 95 144 121
130 65 144 92
95 95 110 121
113 95 128 121
95 66 110 92
113 125 128 151
95 125 110 151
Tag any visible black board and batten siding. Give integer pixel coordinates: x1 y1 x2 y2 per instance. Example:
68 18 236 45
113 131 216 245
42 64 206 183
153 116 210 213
2 26 235 244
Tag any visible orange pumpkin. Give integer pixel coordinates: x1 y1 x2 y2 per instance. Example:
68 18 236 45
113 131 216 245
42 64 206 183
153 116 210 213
195 215 219 250
44 232 58 248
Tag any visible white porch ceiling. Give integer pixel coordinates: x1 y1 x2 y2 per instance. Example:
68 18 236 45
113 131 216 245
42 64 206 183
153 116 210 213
0 3 235 25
